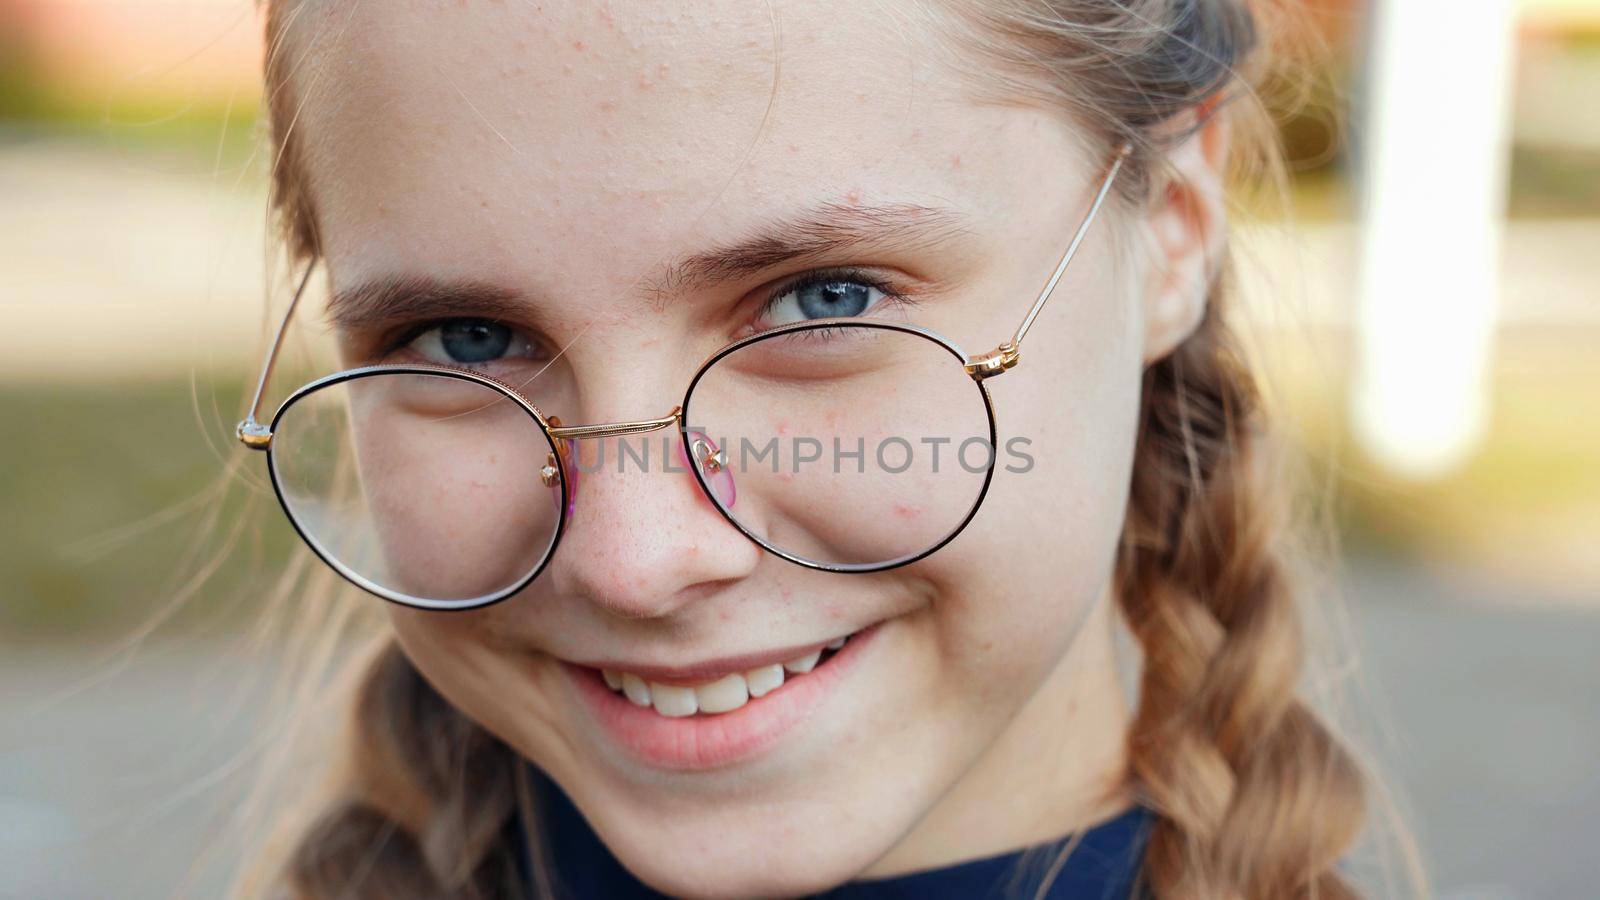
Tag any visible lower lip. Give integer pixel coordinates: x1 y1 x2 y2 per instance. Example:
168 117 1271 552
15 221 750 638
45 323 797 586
563 623 880 771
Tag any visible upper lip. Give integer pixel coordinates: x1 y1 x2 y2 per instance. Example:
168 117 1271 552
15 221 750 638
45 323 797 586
566 628 860 685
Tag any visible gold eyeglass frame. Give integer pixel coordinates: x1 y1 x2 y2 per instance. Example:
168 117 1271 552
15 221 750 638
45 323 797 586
238 147 1130 610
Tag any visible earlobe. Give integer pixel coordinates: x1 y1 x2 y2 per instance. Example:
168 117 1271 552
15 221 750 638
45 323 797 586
1138 112 1230 365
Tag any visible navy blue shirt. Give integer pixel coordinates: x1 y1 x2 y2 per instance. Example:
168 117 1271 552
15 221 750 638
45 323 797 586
515 767 1151 899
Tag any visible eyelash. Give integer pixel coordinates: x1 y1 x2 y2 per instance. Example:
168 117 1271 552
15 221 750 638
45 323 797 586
753 266 911 325
369 266 913 363
378 319 482 360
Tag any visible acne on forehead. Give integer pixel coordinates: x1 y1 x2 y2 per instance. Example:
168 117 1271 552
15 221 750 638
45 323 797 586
294 3 780 142
289 1 1088 281
295 4 967 162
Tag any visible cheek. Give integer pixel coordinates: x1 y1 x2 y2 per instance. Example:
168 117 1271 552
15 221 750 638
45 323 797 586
386 606 500 722
922 273 1144 701
387 601 576 763
349 396 564 602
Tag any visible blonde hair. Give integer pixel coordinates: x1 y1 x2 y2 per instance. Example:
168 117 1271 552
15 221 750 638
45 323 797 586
242 1 1391 897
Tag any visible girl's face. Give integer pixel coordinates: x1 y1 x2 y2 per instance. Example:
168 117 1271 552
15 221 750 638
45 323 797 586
288 1 1204 895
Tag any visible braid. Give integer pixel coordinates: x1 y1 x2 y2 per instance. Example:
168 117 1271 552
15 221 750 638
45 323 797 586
252 1 1382 896
280 642 528 899
1116 277 1365 898
942 2 1375 893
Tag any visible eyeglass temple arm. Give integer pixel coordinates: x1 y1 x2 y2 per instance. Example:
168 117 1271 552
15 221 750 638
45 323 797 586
238 260 318 449
965 145 1131 380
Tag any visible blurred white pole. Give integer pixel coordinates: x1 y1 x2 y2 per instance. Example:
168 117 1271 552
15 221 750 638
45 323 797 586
1354 0 1519 479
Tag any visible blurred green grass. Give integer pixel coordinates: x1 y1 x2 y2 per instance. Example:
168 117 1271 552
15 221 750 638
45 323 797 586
0 378 296 638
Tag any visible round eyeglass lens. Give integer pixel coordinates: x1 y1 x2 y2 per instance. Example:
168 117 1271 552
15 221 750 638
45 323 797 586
682 322 995 571
270 371 565 608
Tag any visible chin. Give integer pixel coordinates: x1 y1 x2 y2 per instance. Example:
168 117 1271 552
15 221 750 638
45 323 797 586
527 617 935 898
603 819 892 900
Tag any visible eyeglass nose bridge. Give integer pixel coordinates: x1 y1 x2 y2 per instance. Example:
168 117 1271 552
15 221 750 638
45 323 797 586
538 407 686 488
537 406 733 510
546 406 682 442
536 404 696 487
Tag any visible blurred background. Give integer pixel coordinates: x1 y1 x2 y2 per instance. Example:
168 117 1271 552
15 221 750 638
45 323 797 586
1 1 1596 897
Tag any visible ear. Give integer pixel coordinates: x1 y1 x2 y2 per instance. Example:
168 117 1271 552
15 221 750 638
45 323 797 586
1136 109 1230 365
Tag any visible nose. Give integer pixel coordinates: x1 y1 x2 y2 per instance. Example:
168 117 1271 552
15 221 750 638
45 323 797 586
546 424 761 619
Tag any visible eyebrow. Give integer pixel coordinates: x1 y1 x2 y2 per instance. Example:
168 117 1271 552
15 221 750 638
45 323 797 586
327 201 973 330
638 201 972 301
327 275 528 332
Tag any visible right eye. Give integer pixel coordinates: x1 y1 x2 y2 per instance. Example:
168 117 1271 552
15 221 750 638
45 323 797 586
406 318 540 367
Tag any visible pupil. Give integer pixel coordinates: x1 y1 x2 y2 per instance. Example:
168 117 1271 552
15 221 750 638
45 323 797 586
797 282 870 319
440 320 512 363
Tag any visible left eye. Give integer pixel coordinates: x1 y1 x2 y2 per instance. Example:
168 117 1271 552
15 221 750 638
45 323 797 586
407 318 539 366
760 277 888 327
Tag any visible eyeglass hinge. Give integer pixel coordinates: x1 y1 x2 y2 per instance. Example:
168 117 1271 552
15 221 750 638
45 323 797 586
237 418 273 451
964 341 1019 380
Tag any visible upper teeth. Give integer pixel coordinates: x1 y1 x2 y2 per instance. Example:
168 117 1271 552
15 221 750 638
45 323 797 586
601 635 850 717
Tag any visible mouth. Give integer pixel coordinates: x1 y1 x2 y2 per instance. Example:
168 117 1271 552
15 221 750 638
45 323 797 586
597 630 856 717
562 623 880 770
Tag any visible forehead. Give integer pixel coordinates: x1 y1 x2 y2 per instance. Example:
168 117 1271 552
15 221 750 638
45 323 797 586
287 0 1075 286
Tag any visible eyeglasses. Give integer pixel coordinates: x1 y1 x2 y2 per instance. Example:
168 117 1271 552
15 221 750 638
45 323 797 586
238 148 1129 610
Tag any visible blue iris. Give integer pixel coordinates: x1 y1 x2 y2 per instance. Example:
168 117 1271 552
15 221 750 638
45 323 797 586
796 281 873 318
439 319 513 363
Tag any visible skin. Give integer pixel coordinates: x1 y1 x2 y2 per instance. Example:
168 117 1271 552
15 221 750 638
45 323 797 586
284 1 1226 896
